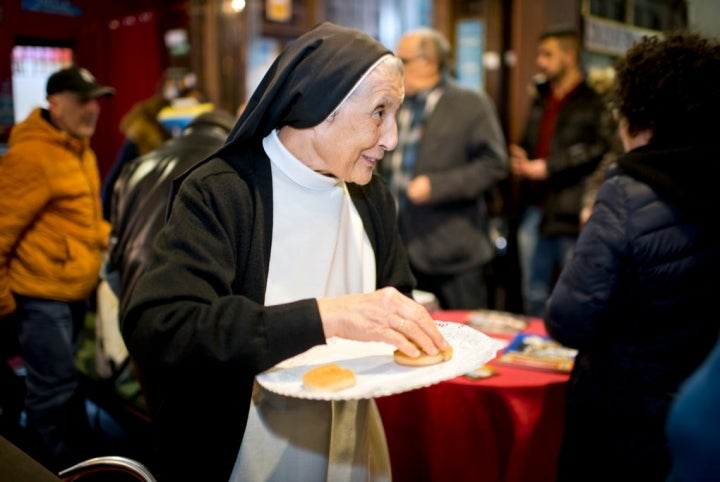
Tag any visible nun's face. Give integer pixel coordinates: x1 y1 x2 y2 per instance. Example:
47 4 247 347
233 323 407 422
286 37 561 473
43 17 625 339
308 65 404 185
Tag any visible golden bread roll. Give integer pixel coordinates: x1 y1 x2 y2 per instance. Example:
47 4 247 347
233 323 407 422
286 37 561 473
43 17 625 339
393 344 453 366
302 363 357 391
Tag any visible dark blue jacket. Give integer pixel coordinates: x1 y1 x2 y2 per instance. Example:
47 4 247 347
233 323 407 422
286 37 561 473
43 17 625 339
667 332 720 482
545 143 720 481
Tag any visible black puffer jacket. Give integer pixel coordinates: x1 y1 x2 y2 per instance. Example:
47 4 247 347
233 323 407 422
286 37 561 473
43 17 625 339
545 143 720 481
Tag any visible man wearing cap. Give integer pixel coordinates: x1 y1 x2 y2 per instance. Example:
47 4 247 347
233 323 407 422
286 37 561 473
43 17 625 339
0 66 114 470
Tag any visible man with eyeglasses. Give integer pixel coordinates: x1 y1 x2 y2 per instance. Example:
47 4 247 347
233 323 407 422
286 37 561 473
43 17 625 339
379 27 508 310
0 66 114 471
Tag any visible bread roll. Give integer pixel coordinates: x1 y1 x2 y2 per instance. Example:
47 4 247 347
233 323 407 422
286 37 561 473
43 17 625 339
302 363 357 391
393 344 453 366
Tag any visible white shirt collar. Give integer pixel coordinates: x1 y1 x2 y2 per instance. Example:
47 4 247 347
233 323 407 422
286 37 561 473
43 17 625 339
262 129 341 191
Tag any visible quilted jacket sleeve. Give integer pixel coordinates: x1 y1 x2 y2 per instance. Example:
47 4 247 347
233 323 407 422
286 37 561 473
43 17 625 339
544 177 629 349
0 150 51 315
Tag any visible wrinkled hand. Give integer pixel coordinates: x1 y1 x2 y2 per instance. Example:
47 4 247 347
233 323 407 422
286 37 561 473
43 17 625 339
317 287 448 358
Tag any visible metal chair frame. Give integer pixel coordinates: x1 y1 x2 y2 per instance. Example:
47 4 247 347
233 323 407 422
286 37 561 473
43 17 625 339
59 455 157 482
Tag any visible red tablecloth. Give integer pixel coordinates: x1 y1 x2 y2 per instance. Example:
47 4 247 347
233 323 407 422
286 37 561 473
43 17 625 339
375 310 569 482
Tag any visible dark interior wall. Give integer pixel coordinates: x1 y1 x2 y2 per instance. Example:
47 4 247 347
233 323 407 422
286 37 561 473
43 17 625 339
0 0 189 177
508 0 580 144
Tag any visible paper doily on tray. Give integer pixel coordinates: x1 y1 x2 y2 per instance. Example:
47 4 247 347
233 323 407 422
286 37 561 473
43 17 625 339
256 321 505 401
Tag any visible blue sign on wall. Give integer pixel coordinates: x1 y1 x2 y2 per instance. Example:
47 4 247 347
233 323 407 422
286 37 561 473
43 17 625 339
22 0 82 17
455 19 485 91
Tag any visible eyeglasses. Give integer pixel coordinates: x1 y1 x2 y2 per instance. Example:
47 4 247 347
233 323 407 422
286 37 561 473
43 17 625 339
399 55 424 65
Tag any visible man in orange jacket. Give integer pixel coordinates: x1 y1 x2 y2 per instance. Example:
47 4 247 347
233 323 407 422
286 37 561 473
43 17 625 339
0 66 113 471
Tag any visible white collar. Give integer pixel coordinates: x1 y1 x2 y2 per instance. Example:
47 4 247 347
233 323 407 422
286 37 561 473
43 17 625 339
262 129 341 191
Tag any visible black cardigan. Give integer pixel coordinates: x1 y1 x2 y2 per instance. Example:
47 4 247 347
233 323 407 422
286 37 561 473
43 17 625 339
121 143 414 481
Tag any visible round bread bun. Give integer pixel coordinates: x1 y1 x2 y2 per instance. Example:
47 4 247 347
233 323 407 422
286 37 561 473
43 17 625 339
393 344 453 367
302 363 357 392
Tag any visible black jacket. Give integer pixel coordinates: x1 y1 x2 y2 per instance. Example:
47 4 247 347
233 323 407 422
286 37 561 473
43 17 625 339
519 80 615 236
109 111 235 313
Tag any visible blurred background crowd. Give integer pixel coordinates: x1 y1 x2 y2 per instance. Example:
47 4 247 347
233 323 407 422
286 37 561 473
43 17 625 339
1 0 719 480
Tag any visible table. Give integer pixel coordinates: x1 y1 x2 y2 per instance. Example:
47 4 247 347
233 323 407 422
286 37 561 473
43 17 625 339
0 435 61 482
375 310 569 482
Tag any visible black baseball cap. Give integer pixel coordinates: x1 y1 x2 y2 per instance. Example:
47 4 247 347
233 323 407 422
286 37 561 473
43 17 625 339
46 66 116 98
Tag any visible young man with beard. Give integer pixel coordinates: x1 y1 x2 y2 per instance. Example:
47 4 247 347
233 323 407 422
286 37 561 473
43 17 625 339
510 27 615 317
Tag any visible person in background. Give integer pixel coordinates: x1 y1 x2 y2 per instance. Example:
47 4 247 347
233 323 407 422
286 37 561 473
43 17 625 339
378 27 508 310
510 26 615 317
663 37 720 481
544 32 720 481
121 22 448 482
108 108 237 314
93 109 237 386
578 66 623 227
101 69 204 220
666 331 720 482
0 66 114 471
578 152 616 226
101 92 171 219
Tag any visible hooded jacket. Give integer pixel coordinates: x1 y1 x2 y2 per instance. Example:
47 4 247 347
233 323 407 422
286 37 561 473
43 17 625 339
0 108 110 315
545 142 720 480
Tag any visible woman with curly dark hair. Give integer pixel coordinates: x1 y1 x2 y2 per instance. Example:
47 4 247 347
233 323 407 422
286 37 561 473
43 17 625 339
543 32 720 482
